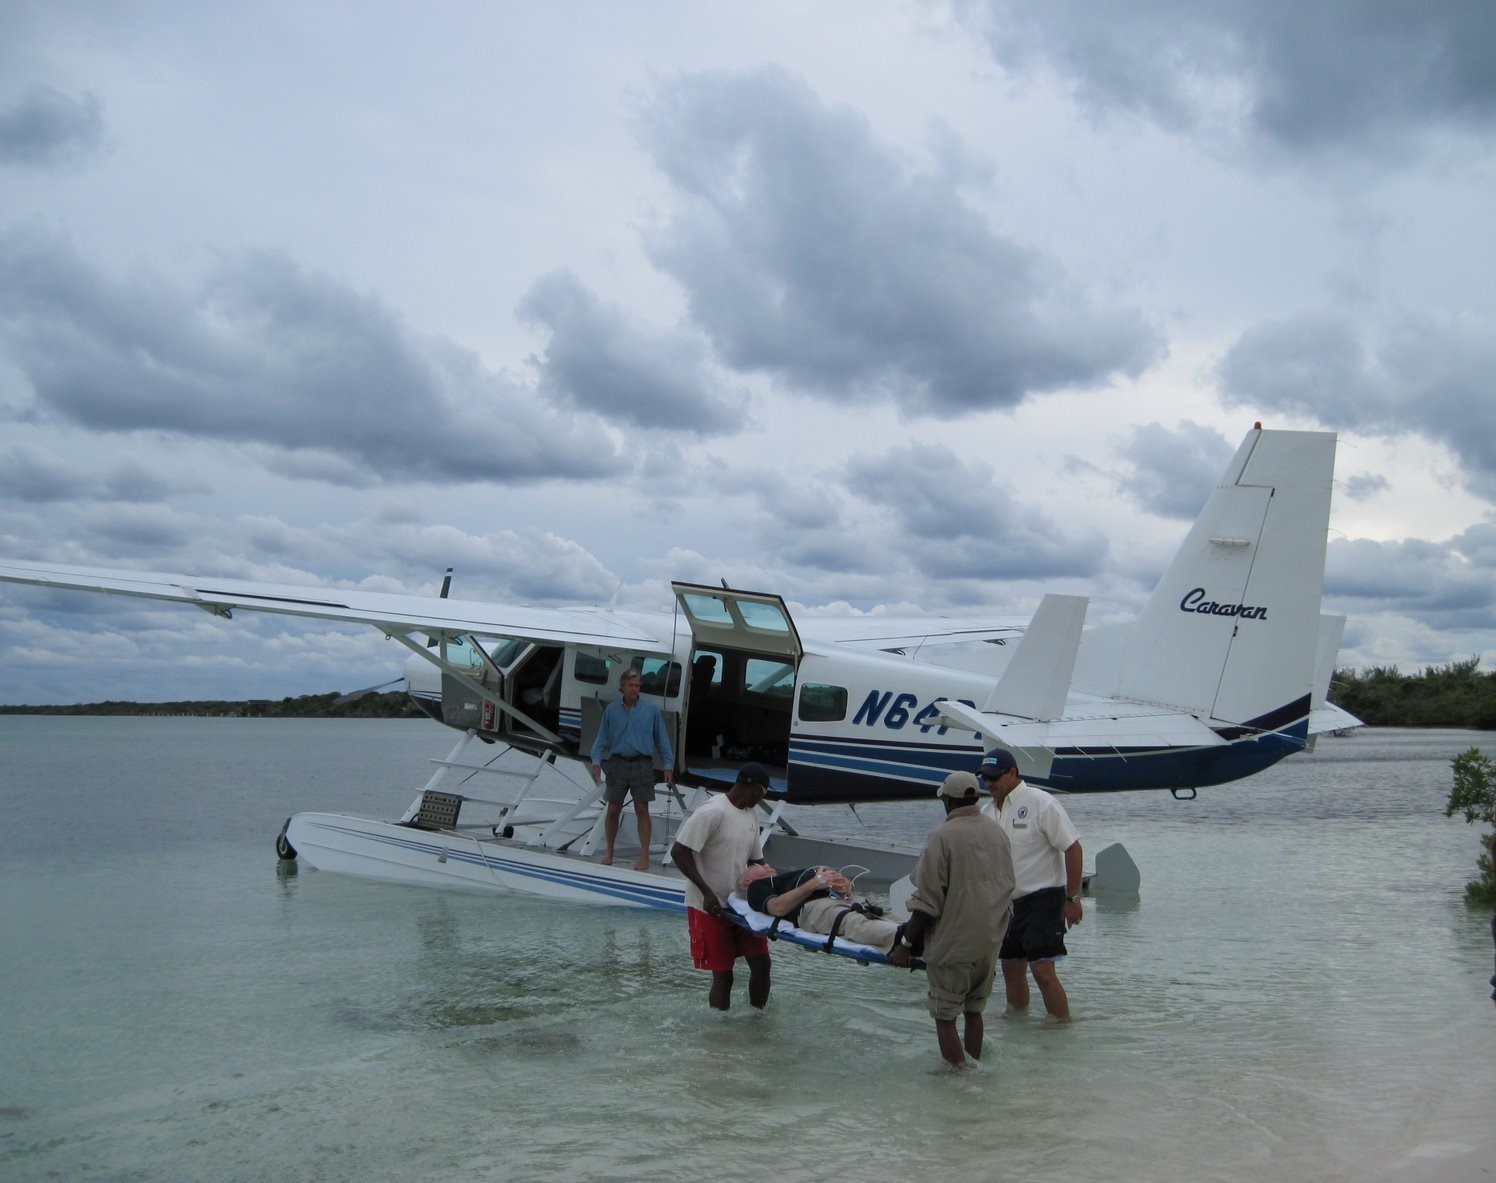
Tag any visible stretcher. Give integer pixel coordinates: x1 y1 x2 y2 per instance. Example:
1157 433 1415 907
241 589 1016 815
725 893 925 970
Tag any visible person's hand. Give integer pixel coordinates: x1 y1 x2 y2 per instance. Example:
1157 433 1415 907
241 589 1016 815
823 871 854 896
889 944 910 967
702 891 723 917
1063 898 1083 928
589 764 602 784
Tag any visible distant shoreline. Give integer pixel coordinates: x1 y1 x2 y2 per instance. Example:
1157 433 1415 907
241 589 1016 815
0 690 422 720
1 702 1489 730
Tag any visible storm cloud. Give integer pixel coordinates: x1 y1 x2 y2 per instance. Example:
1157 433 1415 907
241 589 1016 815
639 68 1163 414
518 268 748 434
0 230 625 487
1218 311 1496 498
0 86 104 167
957 0 1496 158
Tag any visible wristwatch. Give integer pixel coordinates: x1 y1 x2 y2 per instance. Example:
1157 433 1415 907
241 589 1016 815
1066 894 1082 904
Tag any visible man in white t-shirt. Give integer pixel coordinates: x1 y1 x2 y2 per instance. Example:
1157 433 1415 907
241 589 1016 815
669 763 771 1011
978 748 1083 1021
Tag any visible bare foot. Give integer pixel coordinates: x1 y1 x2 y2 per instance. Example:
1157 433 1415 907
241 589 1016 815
600 852 614 865
633 858 650 871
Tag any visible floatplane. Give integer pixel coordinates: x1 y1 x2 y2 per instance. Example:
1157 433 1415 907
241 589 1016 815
0 426 1357 913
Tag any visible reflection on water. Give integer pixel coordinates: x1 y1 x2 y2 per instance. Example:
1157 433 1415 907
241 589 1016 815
1 720 1493 1182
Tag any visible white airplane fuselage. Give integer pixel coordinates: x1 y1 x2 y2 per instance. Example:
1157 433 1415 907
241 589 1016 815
0 426 1357 809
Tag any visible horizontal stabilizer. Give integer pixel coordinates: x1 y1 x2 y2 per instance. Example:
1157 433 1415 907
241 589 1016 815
932 699 1055 781
984 593 1087 720
1307 613 1362 741
1308 701 1362 736
935 698 1228 782
1311 614 1346 712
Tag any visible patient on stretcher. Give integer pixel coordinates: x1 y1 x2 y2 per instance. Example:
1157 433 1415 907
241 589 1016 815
737 864 905 955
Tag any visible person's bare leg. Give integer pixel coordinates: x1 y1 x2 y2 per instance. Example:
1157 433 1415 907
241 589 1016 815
1002 959 1031 1010
601 800 622 864
934 1018 967 1067
710 969 733 1011
633 799 652 870
747 954 771 1009
963 1010 985 1060
1030 960 1070 1021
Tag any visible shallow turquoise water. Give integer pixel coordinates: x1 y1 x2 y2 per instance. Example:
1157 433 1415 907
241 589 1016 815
1 719 1492 1181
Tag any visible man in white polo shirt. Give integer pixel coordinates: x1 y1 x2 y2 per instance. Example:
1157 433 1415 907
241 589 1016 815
978 748 1083 1021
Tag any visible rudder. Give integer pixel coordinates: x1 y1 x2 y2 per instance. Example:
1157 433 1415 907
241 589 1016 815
1108 428 1336 730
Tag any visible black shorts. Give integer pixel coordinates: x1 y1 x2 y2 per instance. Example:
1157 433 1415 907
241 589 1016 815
999 886 1068 963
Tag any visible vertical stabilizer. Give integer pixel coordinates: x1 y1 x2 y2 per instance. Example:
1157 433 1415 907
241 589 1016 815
984 593 1088 720
1111 428 1336 730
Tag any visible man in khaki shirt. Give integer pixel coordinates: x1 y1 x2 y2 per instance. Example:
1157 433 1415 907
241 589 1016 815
892 771 1015 1067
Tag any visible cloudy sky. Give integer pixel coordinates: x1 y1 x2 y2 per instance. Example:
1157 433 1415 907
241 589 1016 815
1 1 1493 704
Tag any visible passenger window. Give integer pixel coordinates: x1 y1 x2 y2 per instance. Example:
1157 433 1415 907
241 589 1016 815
574 652 610 685
636 656 682 697
798 683 847 722
738 601 791 633
745 658 795 698
681 592 733 625
691 650 724 687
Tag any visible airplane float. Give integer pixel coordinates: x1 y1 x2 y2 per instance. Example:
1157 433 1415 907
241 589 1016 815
0 426 1358 912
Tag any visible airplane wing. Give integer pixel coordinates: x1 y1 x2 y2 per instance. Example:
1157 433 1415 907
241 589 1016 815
0 559 669 652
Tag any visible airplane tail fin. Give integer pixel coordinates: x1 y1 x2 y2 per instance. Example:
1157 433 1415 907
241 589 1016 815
1080 427 1337 737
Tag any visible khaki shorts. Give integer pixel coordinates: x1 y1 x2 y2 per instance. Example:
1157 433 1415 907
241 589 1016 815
925 948 999 1021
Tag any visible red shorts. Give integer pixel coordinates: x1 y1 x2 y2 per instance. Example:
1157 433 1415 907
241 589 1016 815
687 906 770 971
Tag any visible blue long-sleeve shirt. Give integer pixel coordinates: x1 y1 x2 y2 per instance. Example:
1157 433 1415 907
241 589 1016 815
590 698 674 769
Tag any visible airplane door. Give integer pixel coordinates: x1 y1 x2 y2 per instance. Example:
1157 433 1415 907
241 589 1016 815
436 635 504 732
671 584 802 786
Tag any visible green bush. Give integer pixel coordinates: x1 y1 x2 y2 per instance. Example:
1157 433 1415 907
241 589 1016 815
1333 656 1496 729
1445 748 1496 907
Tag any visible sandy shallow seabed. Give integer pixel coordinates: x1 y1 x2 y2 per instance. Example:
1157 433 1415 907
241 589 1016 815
1 720 1494 1183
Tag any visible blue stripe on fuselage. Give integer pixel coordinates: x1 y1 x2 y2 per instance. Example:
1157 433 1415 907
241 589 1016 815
785 715 1309 802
